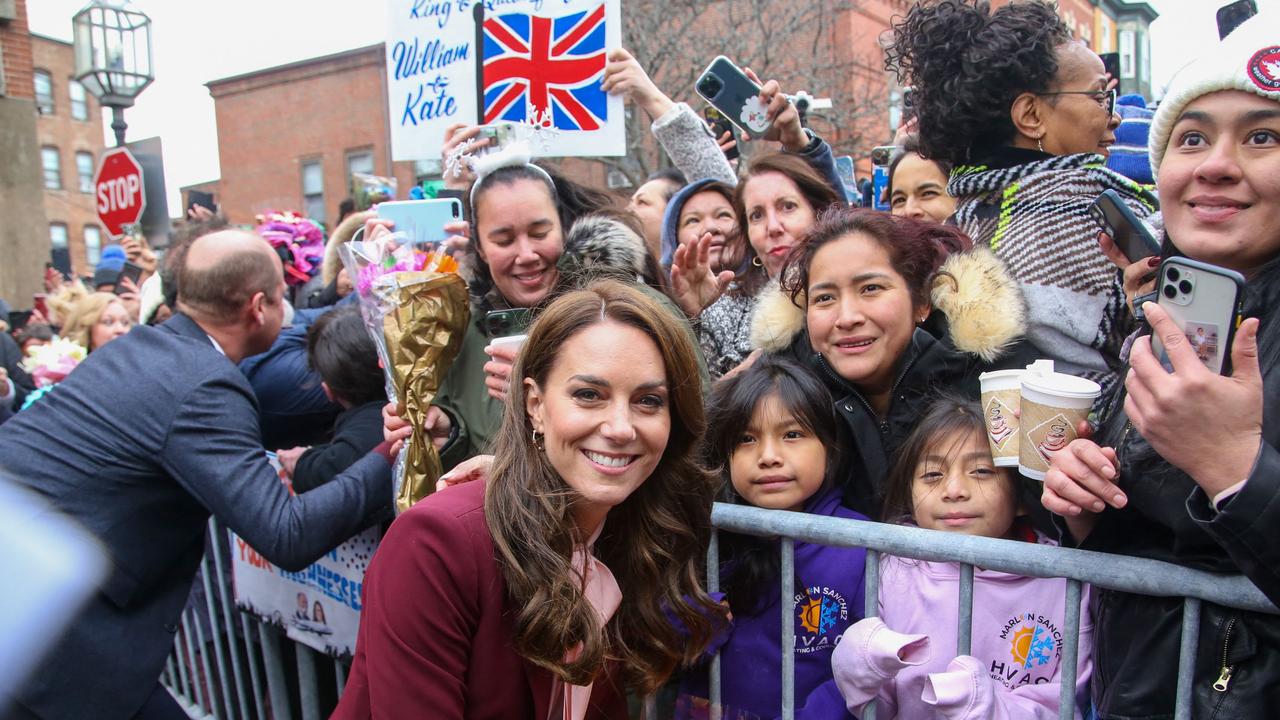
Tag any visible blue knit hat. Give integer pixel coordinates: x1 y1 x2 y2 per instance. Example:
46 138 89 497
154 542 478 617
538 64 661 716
1105 94 1154 184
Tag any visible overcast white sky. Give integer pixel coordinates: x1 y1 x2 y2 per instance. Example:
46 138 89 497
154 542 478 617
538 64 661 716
28 0 1280 216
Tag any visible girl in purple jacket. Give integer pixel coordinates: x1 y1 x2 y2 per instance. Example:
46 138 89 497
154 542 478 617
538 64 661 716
832 397 1092 719
677 355 868 719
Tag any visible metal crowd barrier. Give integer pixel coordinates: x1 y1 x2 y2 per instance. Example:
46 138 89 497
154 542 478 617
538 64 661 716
162 506 1277 720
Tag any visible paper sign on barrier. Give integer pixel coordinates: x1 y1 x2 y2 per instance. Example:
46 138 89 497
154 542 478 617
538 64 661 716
229 455 380 657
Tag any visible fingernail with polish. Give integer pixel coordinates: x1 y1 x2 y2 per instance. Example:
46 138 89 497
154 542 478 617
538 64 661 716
1147 257 1161 267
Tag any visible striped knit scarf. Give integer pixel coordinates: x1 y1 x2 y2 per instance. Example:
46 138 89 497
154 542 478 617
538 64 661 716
948 153 1159 400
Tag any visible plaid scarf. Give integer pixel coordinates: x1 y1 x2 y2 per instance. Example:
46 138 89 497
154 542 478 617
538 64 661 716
949 152 1159 399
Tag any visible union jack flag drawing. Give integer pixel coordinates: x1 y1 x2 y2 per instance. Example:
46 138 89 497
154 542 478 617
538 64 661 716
481 4 608 131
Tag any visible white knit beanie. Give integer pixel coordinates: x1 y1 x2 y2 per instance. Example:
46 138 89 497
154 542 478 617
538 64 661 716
1149 10 1280 181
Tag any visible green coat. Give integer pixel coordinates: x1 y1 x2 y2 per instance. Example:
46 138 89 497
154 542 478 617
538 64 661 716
433 286 707 470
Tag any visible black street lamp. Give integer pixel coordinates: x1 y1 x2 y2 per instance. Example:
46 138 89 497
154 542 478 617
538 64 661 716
72 0 153 147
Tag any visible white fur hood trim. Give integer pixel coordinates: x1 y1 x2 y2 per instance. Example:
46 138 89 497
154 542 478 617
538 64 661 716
749 246 1026 362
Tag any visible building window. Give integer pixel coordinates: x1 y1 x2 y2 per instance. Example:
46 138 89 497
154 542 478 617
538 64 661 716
69 80 89 121
76 152 95 193
84 226 102 265
1119 30 1136 79
50 223 69 250
301 160 325 224
34 70 54 114
42 147 62 190
1140 33 1151 84
346 150 374 180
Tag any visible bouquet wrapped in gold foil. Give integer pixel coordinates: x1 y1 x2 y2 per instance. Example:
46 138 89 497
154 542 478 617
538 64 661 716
339 231 469 514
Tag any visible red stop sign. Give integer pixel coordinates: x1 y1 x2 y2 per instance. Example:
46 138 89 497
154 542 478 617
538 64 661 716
95 147 146 237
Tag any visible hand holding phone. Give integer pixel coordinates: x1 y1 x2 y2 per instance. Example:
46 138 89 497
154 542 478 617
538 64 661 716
1090 189 1161 263
376 199 464 252
1150 257 1245 376
696 56 770 139
114 262 144 296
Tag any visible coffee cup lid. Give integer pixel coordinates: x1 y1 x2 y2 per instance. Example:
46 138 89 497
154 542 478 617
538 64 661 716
1022 372 1101 399
979 369 1024 382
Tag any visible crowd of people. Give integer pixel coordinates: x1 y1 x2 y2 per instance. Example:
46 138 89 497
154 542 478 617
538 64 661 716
1 1 1278 718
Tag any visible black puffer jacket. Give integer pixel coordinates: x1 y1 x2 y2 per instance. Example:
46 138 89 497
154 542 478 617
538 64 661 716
751 247 1039 516
1077 257 1280 719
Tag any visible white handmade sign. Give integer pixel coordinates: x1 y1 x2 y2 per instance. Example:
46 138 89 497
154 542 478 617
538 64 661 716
229 455 380 657
386 0 624 160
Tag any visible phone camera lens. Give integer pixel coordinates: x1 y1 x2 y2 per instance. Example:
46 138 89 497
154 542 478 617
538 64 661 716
1179 280 1193 295
1166 267 1180 281
1163 285 1177 299
698 74 723 97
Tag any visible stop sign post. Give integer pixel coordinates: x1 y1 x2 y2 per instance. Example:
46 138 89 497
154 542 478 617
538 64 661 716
95 147 146 238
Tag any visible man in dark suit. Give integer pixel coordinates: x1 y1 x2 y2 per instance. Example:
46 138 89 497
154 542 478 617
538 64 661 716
0 230 393 720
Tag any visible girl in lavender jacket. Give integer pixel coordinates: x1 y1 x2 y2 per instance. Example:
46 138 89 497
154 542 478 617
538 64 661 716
832 397 1092 719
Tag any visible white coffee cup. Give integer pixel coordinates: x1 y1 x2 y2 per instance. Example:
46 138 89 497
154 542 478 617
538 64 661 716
486 333 527 359
978 369 1024 467
1017 372 1101 481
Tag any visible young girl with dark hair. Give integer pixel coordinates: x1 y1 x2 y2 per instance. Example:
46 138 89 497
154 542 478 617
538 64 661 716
832 396 1092 719
676 355 867 719
754 207 1037 515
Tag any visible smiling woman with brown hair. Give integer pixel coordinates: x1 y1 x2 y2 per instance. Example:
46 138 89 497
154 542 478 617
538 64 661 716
335 280 724 719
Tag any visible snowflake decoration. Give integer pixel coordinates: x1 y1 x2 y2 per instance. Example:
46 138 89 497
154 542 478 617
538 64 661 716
1027 627 1055 667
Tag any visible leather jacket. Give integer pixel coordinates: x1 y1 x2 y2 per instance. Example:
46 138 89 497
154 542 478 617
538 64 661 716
1079 257 1280 719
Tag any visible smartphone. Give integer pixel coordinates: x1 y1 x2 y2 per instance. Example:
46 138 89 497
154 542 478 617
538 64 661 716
1090 189 1161 262
114 262 144 295
8 310 33 331
33 294 48 319
188 190 217 214
871 145 896 212
1151 257 1246 376
695 56 769 139
1099 52 1121 83
1217 0 1257 40
703 107 740 161
901 86 916 123
477 123 517 155
484 308 531 339
376 198 463 251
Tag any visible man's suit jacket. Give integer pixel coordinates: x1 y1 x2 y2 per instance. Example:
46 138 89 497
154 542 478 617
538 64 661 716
0 313 392 719
333 479 628 719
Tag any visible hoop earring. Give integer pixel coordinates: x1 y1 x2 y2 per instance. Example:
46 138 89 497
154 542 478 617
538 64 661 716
752 256 763 268
532 429 545 452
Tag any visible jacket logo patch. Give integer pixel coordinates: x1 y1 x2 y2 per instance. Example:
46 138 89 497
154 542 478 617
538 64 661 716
1247 46 1280 92
990 612 1062 688
793 585 847 654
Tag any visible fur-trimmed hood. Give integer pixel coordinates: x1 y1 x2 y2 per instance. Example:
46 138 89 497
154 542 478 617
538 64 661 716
750 245 1026 362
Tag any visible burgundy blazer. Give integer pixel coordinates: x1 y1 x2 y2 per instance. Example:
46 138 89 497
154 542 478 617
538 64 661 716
333 479 629 719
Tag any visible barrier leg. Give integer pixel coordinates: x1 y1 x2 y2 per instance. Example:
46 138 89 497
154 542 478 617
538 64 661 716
780 538 795 720
707 530 722 720
957 563 974 656
1174 597 1200 720
240 615 267 720
1058 579 1082 720
209 520 252 720
863 550 879 720
258 621 294 720
296 644 320 720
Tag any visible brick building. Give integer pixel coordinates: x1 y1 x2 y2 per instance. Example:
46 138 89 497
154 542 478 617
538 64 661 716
33 32 108 278
205 45 422 228
203 0 1156 228
0 0 48 308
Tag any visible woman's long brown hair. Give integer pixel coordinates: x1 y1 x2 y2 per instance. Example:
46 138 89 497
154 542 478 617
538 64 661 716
485 279 726 692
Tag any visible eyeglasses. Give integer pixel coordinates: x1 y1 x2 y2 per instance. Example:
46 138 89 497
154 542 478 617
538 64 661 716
1036 87 1117 116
